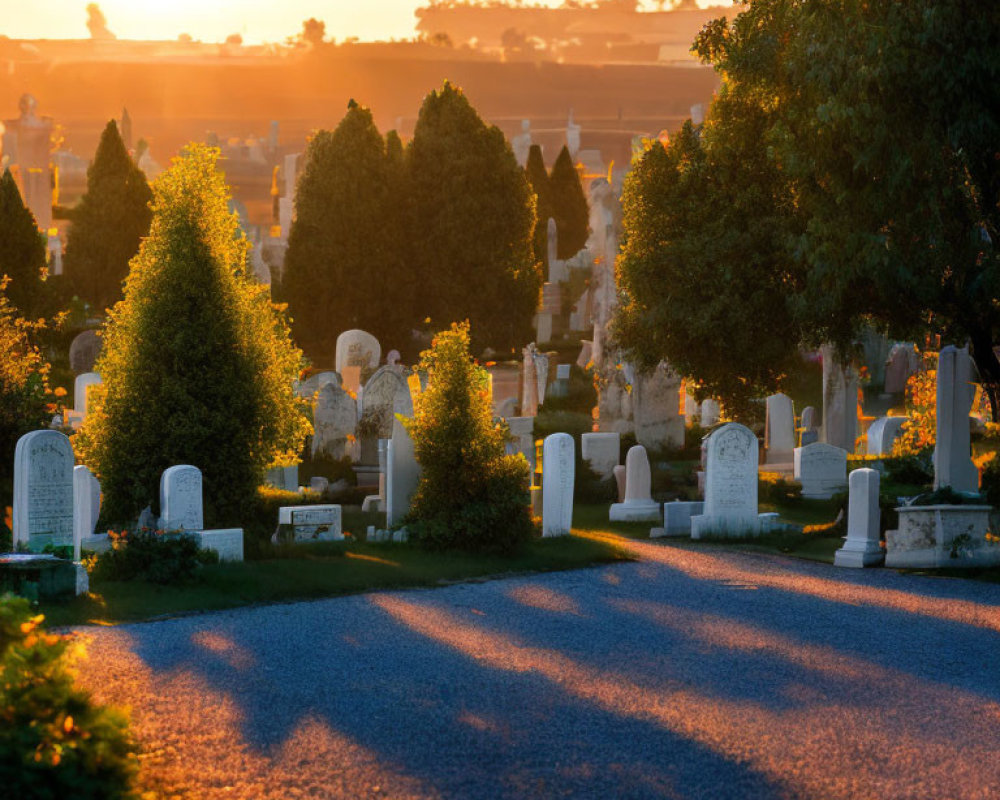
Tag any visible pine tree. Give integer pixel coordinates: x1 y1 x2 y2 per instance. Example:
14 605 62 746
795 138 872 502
0 170 48 319
76 145 309 526
524 144 552 272
282 102 411 359
64 120 152 314
548 145 589 259
409 82 541 354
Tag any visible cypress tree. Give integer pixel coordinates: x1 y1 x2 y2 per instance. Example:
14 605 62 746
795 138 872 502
408 82 540 354
64 120 152 314
76 145 309 526
524 144 552 272
0 170 48 319
548 145 589 259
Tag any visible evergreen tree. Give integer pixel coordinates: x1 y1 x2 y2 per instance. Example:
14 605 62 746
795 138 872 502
64 120 152 314
0 170 48 319
548 145 589 259
524 144 552 271
404 322 534 553
283 102 411 359
77 145 309 526
408 82 540 354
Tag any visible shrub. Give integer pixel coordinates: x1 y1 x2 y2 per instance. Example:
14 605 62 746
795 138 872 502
405 323 534 553
539 365 597 414
981 454 1000 508
884 451 934 486
0 594 138 797
758 471 803 506
91 529 215 584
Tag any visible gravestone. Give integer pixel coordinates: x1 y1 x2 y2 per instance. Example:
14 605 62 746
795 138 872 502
386 350 401 366
265 464 299 491
684 393 699 425
296 371 340 398
547 217 558 271
521 344 539 417
506 417 535 472
934 345 978 493
581 432 619 479
576 340 593 369
69 330 101 374
386 389 418 527
72 465 101 561
310 477 329 493
651 501 705 538
613 464 626 502
13 430 74 551
793 442 848 499
821 345 858 452
700 399 720 427
765 393 795 465
74 372 102 416
335 329 381 375
542 433 575 537
311 382 357 460
884 343 918 394
691 423 759 538
834 468 884 568
159 465 203 532
535 353 550 405
610 445 661 522
800 406 817 430
866 416 906 457
360 366 409 459
632 363 684 450
278 505 343 542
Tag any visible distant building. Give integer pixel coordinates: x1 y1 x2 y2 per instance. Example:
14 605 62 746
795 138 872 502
2 94 53 230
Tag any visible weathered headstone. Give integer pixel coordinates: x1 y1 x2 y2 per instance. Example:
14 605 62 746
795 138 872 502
700 398 720 427
159 465 203 532
866 416 906 456
278 505 343 542
691 423 759 538
74 372 102 416
13 430 74 551
610 445 661 522
542 433 575 537
521 344 539 417
69 330 101 374
535 353 550 405
361 366 409 448
765 393 795 465
884 343 918 394
581 432 619 479
821 345 859 453
834 468 884 568
312 382 357 460
335 329 381 375
793 442 848 499
72 465 101 561
934 345 978 493
632 363 684 450
386 388 418 527
296 371 340 398
265 464 299 491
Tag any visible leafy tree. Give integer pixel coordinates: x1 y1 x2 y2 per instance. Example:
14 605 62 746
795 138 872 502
64 120 153 315
404 322 534 553
299 17 326 47
548 145 589 259
0 169 48 319
408 82 540 354
0 594 138 798
77 145 310 527
524 144 552 271
695 0 1000 414
282 102 412 359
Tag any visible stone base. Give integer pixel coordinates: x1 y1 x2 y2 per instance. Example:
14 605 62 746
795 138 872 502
361 494 384 513
653 501 704 537
610 501 661 522
195 529 244 562
834 542 885 568
800 480 848 500
75 562 90 595
691 514 762 539
885 505 998 568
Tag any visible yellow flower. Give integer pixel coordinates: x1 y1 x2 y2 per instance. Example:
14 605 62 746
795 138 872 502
53 386 67 398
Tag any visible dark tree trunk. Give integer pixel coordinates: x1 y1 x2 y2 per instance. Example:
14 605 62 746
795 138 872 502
969 329 1000 424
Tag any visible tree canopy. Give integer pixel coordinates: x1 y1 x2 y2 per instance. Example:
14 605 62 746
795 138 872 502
524 144 552 271
548 145 589 260
0 169 48 320
64 119 153 315
77 145 309 526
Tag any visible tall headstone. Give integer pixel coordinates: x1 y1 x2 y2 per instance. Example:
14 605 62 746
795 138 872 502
765 393 795 465
821 345 859 453
13 430 74 551
632 362 684 450
312 382 357 460
793 442 848 499
386 388 419 527
72 465 101 561
834 468 884 568
521 344 539 417
159 465 203 532
535 353 550 405
335 329 381 375
74 372 102 416
610 445 661 522
934 345 978 493
691 423 759 538
542 433 575 537
581 432 619 479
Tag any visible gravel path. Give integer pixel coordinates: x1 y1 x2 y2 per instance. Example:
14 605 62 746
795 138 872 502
73 538 1000 799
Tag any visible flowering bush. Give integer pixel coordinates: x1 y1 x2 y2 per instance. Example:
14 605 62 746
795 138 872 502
893 352 937 457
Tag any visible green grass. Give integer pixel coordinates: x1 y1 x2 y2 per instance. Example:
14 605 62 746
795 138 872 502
40 533 633 627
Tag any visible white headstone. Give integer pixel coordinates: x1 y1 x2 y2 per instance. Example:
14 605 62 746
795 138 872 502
651 501 705 538
934 345 978 493
312 382 358 459
386 349 401 366
566 109 581 158
335 329 381 375
765 393 795 464
691 423 759 538
386 388 419 527
278 505 343 542
793 442 848 499
72 465 100 561
13 430 74 551
610 445 661 522
159 465 203 532
700 398 720 427
581 432 619 479
866 416 906 457
74 372 102 416
834 468 884 568
821 345 859 453
556 364 571 381
542 433 574 537
800 406 817 431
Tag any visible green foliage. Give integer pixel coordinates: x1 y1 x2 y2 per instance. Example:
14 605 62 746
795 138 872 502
759 472 803 506
63 120 152 315
282 102 412 358
0 594 139 797
0 169 49 320
404 323 535 553
76 145 310 528
409 82 541 354
980 456 1000 508
524 144 552 271
538 364 596 414
91 529 215 584
548 146 589 259
883 452 935 488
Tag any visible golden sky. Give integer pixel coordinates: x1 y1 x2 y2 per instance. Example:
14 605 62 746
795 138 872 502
1 1 716 45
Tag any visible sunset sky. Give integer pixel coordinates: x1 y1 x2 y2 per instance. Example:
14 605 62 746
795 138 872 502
2 1 716 45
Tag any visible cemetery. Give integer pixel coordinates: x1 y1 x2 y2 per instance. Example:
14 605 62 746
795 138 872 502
1 2 999 799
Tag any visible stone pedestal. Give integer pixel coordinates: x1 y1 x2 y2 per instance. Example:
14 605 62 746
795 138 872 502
885 505 997 568
834 468 884 568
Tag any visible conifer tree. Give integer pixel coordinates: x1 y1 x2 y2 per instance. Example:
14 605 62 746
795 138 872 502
64 120 152 314
282 102 411 359
77 145 309 526
0 170 48 319
548 145 589 259
524 144 552 271
408 82 540 354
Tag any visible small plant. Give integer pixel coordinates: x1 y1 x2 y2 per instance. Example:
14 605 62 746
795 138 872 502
91 528 214 584
884 451 934 486
758 471 803 506
0 594 139 797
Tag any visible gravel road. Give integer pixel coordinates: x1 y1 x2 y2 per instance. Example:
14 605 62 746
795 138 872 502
73 538 1000 799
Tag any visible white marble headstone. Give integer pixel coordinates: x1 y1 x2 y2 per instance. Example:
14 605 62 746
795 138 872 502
542 433 575 537
74 372 102 416
13 430 75 550
934 346 978 493
159 465 203 532
834 468 883 568
691 423 759 538
72 465 101 561
581 432 619 479
765 393 795 464
335 329 381 374
386 388 419 527
610 445 661 522
793 442 848 499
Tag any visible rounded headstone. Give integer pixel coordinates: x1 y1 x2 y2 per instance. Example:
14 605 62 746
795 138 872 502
69 330 102 374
